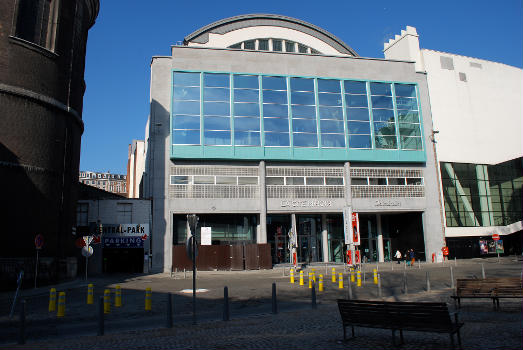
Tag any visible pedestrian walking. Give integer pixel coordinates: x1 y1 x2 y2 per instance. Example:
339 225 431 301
409 249 415 266
394 250 402 264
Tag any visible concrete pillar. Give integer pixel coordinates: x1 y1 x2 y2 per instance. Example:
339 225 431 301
377 214 384 263
258 161 267 244
321 214 329 263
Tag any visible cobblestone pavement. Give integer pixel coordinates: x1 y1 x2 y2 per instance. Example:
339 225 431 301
1 257 522 349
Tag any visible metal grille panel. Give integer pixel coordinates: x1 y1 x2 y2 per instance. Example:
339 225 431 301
351 185 424 198
170 185 259 198
350 168 423 178
267 167 344 177
171 166 258 176
266 186 345 198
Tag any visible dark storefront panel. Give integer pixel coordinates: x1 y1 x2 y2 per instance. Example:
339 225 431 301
103 248 143 273
230 245 244 270
446 230 522 259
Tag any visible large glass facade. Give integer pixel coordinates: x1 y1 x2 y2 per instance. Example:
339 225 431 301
171 71 423 151
441 158 523 227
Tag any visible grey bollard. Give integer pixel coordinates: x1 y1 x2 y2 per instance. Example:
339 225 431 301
426 271 431 292
403 271 408 294
481 264 486 279
455 257 457 266
311 281 317 309
347 276 353 300
418 259 421 269
166 293 173 328
18 299 25 345
378 274 382 298
223 286 229 321
271 283 277 314
98 296 104 336
450 266 455 289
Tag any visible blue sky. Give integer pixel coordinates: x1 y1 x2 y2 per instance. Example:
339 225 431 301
80 0 523 174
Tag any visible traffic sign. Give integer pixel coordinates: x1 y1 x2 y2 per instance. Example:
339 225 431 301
81 246 94 257
34 234 44 250
83 236 93 246
492 234 500 241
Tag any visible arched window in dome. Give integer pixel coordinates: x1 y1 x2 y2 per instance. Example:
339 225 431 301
227 38 322 55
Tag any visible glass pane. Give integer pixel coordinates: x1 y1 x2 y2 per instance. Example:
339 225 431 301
262 76 286 90
263 90 287 104
291 92 315 105
351 177 367 185
234 103 259 117
318 93 342 106
406 178 423 185
298 44 308 53
204 116 230 130
171 176 189 184
229 43 241 49
234 117 260 131
401 136 423 150
320 120 344 133
374 122 396 135
264 118 289 132
370 82 391 95
318 79 340 93
375 135 397 149
238 177 258 185
344 80 366 94
173 100 199 115
345 94 368 107
235 131 260 146
396 97 418 110
346 108 369 121
285 41 295 52
234 89 259 103
216 176 237 184
348 121 371 134
306 177 324 185
263 104 288 118
174 86 199 100
234 75 259 89
290 78 314 91
388 178 406 185
272 40 282 52
173 72 200 86
394 84 416 97
204 73 229 88
397 110 419 123
326 177 343 185
399 123 421 136
321 134 345 148
265 132 289 146
349 135 371 148
286 177 305 185
371 95 393 109
204 130 231 145
293 133 318 147
204 102 230 116
204 87 229 101
369 178 387 185
194 176 214 184
244 40 255 50
292 119 317 133
173 130 200 145
372 109 395 122
267 177 284 185
319 107 343 120
173 115 200 129
259 39 269 51
292 105 315 118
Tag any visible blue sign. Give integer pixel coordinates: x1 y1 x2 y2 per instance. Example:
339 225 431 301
103 236 144 248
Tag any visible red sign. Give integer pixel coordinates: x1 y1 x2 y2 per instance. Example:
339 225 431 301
355 250 361 264
442 246 449 256
34 234 44 249
492 234 500 241
75 237 86 248
346 250 353 265
351 213 360 246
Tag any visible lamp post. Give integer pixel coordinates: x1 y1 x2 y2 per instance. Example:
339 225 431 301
187 214 199 325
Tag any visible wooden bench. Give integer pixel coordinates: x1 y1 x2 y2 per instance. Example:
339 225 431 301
337 299 464 349
451 278 523 309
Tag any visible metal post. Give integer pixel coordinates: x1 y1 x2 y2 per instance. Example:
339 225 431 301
454 257 457 266
272 283 277 314
347 276 353 300
192 236 196 325
311 281 317 309
418 259 421 269
481 263 486 279
85 256 88 281
166 293 172 328
34 250 39 289
18 300 25 345
223 287 229 321
450 266 455 289
10 270 24 319
426 271 431 292
403 270 408 294
378 274 382 298
98 296 104 336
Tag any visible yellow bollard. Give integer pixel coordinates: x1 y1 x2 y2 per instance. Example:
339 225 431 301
299 270 304 286
319 274 324 292
290 269 295 284
357 270 362 287
312 269 316 283
338 273 344 289
87 284 94 305
56 291 65 317
308 272 312 289
48 288 57 312
373 268 378 284
350 267 355 283
115 285 122 307
145 287 152 311
332 267 336 282
104 289 111 314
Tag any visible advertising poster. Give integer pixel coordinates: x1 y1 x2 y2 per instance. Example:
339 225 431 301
487 240 496 254
495 240 504 254
479 240 488 255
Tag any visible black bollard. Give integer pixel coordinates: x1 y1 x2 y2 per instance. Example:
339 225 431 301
311 281 317 309
98 296 104 336
271 283 277 314
378 274 382 298
18 299 25 345
166 293 173 328
223 286 229 321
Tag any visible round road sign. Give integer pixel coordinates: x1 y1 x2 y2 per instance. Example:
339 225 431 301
35 234 44 250
492 234 500 241
81 246 94 257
